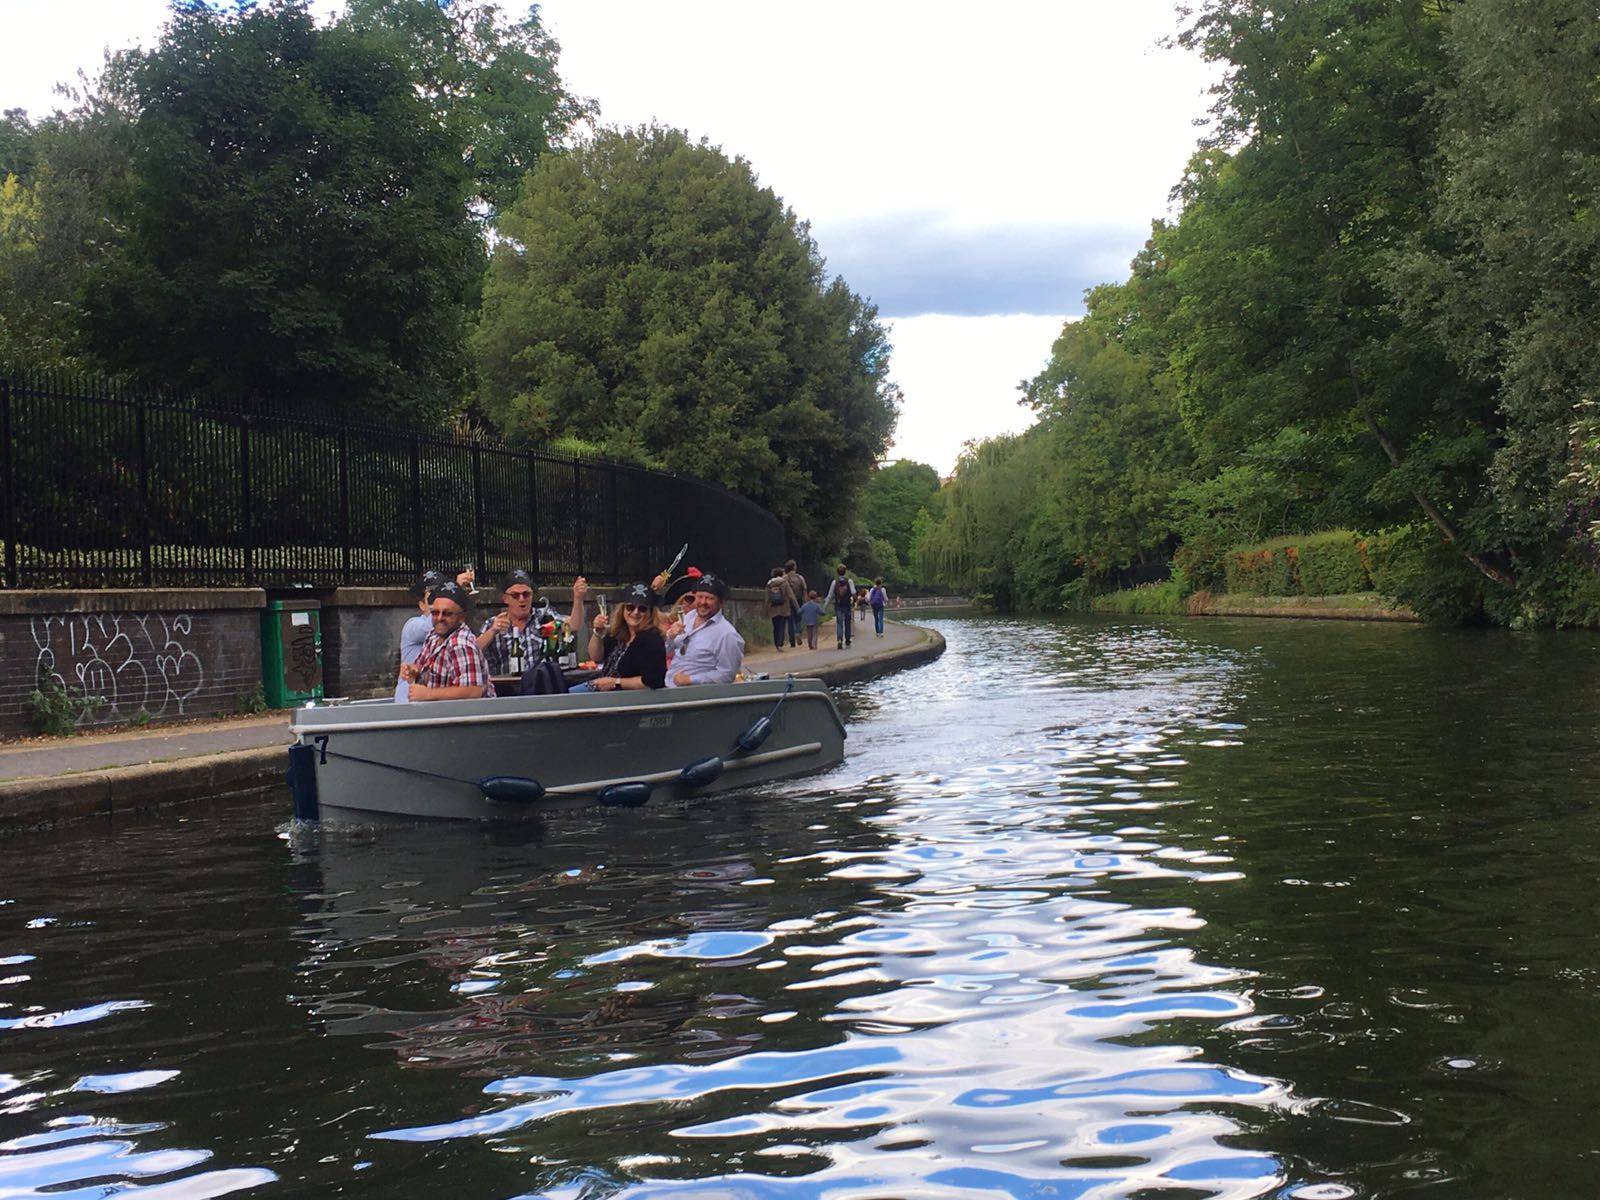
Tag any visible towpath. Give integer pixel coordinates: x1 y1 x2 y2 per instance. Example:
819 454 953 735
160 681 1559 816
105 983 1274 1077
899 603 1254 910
0 617 943 832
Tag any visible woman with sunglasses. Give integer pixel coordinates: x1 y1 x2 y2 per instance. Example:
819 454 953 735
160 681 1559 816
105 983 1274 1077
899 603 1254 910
573 582 667 692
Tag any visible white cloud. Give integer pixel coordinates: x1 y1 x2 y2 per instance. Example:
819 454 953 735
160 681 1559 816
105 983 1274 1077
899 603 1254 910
540 0 1212 233
2 2 1203 477
884 313 1068 475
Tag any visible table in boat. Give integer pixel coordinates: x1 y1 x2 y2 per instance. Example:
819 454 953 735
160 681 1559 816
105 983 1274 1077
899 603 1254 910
492 667 601 695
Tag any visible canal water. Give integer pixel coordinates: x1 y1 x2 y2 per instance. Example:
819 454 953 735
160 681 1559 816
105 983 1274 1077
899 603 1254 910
4 615 1599 1199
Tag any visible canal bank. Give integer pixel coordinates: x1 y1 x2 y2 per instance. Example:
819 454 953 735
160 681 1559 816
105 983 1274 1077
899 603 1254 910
1186 590 1417 621
0 619 944 834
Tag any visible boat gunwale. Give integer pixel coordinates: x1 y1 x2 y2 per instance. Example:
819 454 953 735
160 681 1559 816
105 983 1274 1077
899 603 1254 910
291 681 845 739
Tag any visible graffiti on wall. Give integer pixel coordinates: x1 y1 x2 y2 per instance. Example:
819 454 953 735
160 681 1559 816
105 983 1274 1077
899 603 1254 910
32 613 207 723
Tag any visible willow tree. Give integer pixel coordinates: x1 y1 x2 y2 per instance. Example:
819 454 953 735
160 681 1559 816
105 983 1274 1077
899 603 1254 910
473 125 898 556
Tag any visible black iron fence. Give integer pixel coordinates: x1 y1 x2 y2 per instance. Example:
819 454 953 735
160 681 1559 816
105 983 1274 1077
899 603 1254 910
0 369 786 589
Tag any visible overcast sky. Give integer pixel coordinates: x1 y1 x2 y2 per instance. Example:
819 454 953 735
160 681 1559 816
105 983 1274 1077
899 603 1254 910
0 0 1214 472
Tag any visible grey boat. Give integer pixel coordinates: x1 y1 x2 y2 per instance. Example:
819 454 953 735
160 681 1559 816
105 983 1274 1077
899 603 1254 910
287 677 846 824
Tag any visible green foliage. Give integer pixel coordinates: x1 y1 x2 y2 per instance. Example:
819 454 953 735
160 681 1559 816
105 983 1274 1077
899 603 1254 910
79 1 486 421
859 460 940 565
0 86 134 370
913 277 1189 610
342 0 591 221
1224 540 1299 598
1164 1 1510 586
28 670 104 735
912 434 1052 610
474 125 897 557
1363 525 1485 624
1294 532 1372 597
234 685 268 716
1482 553 1600 630
916 0 1600 626
1091 578 1187 616
1222 531 1371 598
1387 0 1600 557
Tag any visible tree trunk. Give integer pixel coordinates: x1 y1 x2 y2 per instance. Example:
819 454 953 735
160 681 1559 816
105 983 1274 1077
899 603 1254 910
1360 410 1516 588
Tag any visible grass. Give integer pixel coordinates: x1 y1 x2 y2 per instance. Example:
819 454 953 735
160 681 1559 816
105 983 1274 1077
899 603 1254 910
1091 579 1186 615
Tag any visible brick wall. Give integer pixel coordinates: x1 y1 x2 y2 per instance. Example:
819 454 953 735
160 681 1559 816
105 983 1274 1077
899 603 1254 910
0 590 266 736
314 588 414 699
0 583 789 736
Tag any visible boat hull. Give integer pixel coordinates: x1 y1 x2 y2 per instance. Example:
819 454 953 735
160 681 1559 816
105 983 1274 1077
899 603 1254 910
289 678 846 823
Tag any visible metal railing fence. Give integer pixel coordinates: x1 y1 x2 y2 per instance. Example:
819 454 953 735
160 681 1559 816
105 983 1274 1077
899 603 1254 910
0 369 786 589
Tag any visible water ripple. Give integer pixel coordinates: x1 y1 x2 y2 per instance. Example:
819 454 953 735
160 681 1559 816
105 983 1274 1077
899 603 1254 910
7 615 1597 1196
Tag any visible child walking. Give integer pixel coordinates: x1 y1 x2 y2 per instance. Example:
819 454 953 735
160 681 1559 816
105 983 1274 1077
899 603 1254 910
799 590 823 650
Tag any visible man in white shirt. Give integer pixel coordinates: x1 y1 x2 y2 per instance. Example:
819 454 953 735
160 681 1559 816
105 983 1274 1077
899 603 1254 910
665 574 744 687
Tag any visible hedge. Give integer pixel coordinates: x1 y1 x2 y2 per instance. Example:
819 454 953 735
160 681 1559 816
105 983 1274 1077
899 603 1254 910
1297 531 1371 595
1225 531 1371 597
1224 539 1299 596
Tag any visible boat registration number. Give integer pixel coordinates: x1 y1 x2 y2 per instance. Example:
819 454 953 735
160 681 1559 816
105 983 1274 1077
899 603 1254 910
638 715 673 729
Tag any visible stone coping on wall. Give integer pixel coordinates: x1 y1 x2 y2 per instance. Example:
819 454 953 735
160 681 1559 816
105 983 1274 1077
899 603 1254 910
0 588 268 615
305 584 769 607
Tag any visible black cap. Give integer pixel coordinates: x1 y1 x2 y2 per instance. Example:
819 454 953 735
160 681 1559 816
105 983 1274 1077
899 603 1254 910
690 573 728 599
613 581 660 608
500 568 534 594
430 580 475 616
416 570 446 600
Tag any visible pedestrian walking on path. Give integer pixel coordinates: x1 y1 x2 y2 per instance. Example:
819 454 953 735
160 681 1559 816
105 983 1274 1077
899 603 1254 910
869 578 889 637
829 564 857 649
765 566 800 651
799 590 823 650
783 559 807 648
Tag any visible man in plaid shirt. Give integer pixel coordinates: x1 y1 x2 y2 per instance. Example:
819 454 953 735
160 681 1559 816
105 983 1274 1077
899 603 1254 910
397 582 496 701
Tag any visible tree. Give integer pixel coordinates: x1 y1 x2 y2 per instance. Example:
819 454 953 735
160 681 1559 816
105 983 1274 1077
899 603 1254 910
859 459 940 564
1021 279 1192 576
1169 0 1510 586
81 1 484 419
1389 0 1600 607
0 79 135 370
474 125 899 555
341 0 592 222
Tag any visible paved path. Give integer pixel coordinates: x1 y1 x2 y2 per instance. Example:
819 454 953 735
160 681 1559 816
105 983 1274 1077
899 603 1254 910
0 714 293 784
740 614 922 679
0 618 938 790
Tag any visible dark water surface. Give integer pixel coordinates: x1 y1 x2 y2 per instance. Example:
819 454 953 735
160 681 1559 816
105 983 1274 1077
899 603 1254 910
5 616 1600 1199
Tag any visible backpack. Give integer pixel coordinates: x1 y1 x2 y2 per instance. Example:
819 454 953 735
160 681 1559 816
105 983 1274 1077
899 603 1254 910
832 577 852 605
767 581 786 606
525 658 569 695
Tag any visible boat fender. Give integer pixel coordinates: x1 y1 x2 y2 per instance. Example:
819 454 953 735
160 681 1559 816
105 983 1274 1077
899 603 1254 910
287 743 321 822
678 756 725 788
735 716 772 753
480 776 547 804
597 781 652 808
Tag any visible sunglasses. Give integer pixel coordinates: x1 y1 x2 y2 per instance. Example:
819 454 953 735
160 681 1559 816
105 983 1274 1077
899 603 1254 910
504 590 534 600
623 604 650 614
429 607 462 619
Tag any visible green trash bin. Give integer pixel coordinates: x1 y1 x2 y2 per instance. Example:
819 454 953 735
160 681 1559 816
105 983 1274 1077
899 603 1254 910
261 599 323 708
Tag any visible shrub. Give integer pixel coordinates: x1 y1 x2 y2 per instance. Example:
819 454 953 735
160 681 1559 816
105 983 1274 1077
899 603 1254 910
1295 530 1371 595
28 671 105 736
1173 527 1231 591
1224 540 1299 596
1362 525 1483 623
1482 552 1600 629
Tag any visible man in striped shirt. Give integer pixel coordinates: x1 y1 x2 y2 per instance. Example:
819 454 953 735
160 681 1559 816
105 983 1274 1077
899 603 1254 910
397 582 496 701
